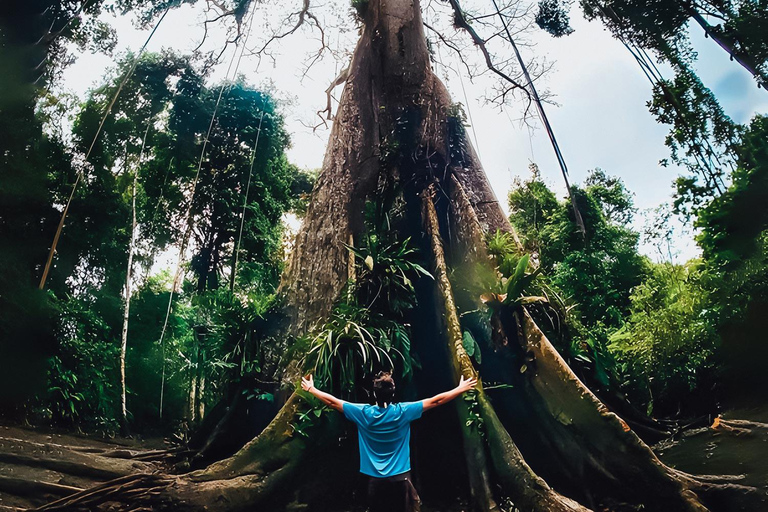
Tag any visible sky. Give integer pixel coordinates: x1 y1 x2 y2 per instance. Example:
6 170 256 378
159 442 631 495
58 0 768 264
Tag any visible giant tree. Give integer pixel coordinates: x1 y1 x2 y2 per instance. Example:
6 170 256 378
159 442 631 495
32 0 760 511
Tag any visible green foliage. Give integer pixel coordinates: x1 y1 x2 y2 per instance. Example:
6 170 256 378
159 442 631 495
507 164 561 259
580 0 689 51
686 117 768 402
649 65 741 219
347 231 431 316
478 229 612 382
183 78 294 293
124 272 282 426
506 154 768 414
462 330 482 364
17 50 300 430
506 169 650 390
609 261 718 415
583 169 636 225
188 288 278 398
716 0 768 77
508 169 647 328
43 294 122 433
578 0 762 218
289 168 318 218
696 115 768 265
291 393 332 438
504 255 543 306
536 0 575 37
124 271 192 424
478 251 548 312
68 51 295 294
307 303 413 396
486 230 522 277
462 390 485 437
0 69 71 407
579 0 768 87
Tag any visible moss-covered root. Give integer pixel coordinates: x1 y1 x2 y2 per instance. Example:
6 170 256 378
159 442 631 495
30 394 315 512
518 310 710 512
422 184 499 511
193 393 305 481
422 185 587 512
443 174 710 511
478 395 590 512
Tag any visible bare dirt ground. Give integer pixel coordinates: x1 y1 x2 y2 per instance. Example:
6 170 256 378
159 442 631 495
0 422 169 511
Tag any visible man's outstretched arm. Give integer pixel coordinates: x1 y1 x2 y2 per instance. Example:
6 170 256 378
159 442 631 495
301 374 344 412
422 375 478 412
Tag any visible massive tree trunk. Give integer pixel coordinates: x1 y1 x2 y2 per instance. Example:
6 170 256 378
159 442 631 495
31 0 756 510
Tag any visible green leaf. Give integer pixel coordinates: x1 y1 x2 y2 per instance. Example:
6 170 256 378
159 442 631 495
473 338 482 364
505 254 530 300
462 330 476 357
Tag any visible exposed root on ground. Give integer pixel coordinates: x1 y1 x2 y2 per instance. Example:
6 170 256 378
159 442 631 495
28 474 174 511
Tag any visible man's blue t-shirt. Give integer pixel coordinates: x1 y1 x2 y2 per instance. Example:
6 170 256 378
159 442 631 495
342 401 423 478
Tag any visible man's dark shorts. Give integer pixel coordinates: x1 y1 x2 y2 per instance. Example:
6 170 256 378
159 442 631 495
367 471 420 512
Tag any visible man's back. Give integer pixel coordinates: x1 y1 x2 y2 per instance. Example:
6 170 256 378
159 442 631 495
302 373 476 512
343 401 423 478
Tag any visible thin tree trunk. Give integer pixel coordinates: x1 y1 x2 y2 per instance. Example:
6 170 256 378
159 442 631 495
119 166 139 437
120 122 150 436
197 348 205 422
189 371 197 424
230 111 265 292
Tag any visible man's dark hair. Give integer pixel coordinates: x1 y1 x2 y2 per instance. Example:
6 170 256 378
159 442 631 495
372 371 396 407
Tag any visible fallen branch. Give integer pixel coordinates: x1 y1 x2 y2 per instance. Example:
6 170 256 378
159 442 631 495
0 476 82 498
0 452 129 479
711 417 768 435
321 66 349 121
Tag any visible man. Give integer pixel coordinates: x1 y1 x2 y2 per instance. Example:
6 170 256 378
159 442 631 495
301 371 478 512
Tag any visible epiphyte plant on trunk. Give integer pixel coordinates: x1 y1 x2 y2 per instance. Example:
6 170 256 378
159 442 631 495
480 253 546 311
306 205 432 398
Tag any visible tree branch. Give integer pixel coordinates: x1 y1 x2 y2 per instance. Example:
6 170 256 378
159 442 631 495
444 0 531 100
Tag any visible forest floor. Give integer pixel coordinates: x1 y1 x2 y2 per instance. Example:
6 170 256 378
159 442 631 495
656 404 768 504
0 422 168 511
1 405 767 511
